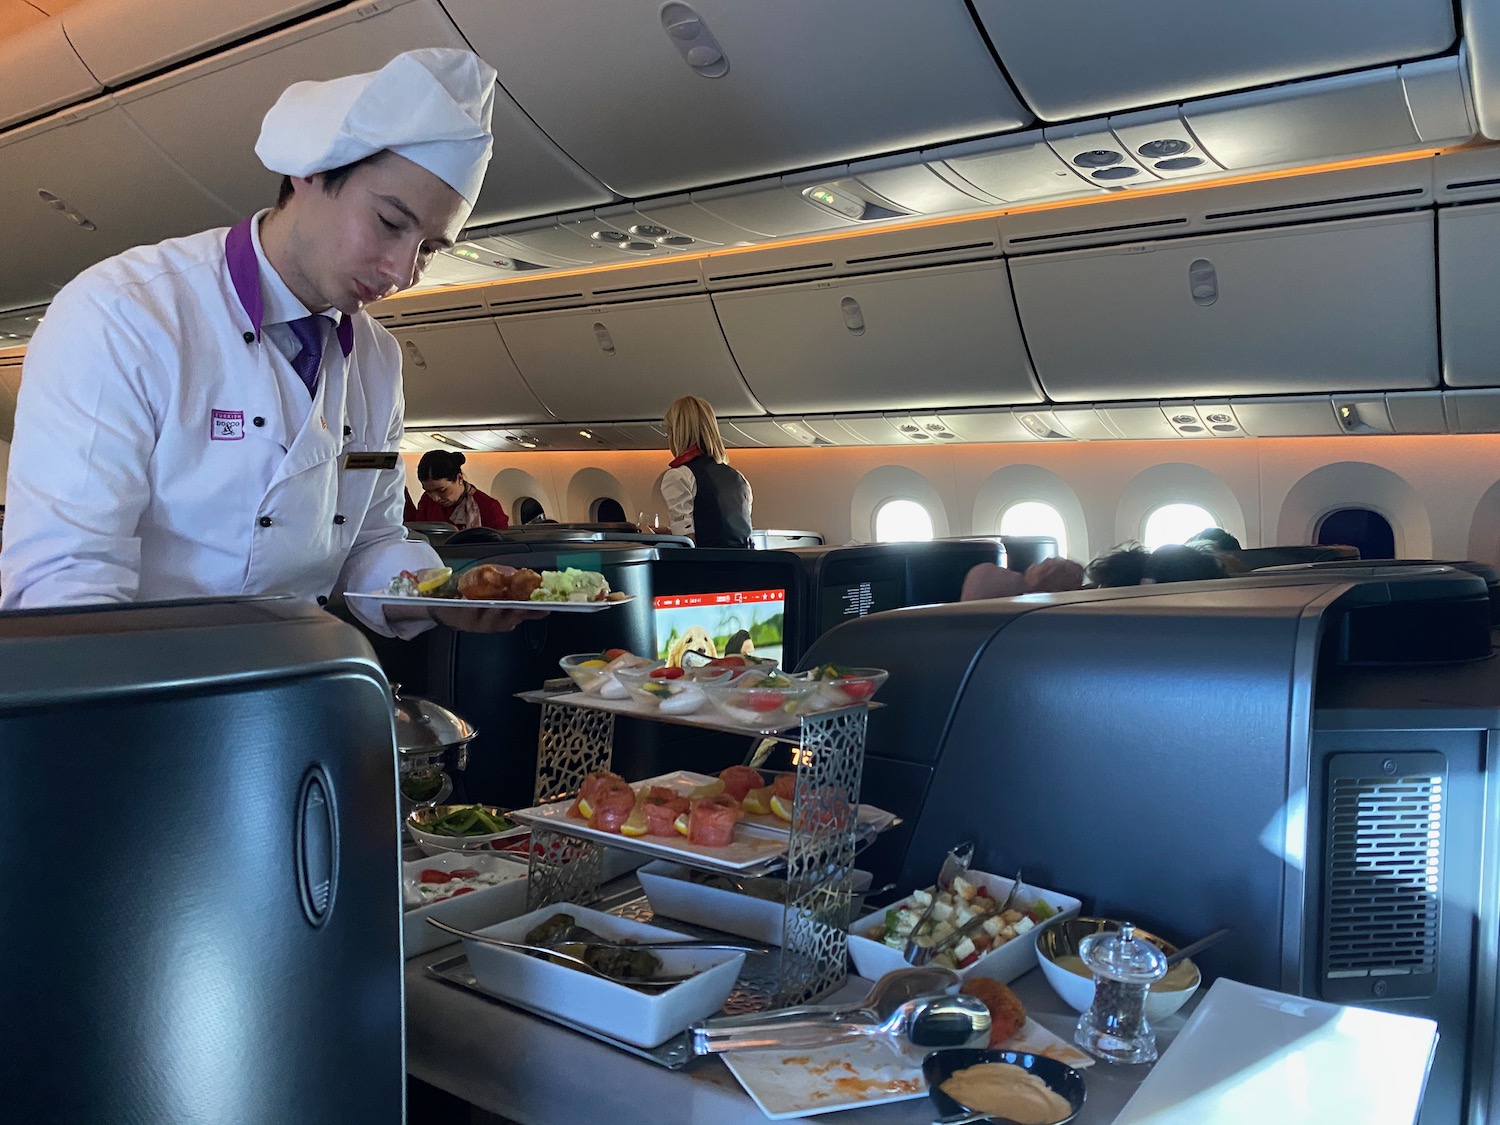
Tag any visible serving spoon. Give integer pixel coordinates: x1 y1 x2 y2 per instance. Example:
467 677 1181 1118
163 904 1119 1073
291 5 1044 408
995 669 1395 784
425 918 700 990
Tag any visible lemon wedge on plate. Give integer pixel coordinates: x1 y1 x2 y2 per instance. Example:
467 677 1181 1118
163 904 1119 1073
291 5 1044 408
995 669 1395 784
742 786 773 815
674 812 690 837
414 566 453 594
689 779 725 801
769 794 794 822
577 796 595 819
620 801 649 838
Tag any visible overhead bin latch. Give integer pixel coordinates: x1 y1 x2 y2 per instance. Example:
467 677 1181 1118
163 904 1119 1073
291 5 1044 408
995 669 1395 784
661 3 730 78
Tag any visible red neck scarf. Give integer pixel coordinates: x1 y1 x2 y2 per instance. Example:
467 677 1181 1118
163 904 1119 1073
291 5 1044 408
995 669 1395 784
669 444 702 468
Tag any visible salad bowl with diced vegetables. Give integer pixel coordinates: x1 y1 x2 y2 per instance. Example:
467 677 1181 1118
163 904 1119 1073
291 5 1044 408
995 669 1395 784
700 668 820 727
847 869 1082 985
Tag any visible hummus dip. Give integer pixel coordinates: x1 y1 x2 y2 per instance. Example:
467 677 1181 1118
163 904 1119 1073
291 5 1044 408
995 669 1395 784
940 1062 1072 1125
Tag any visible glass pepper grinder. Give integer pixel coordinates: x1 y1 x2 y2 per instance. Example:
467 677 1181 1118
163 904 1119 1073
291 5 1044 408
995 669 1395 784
1075 922 1168 1064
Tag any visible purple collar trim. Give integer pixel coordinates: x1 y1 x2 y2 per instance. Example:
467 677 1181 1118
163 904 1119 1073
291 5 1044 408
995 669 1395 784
226 216 354 357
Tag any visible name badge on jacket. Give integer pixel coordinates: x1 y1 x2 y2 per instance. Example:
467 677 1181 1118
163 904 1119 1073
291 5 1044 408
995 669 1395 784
342 451 399 470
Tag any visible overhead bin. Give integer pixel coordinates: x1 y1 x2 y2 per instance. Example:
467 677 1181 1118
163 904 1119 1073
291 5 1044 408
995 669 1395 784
111 0 612 225
1183 60 1472 171
62 0 327 85
0 97 237 311
970 0 1456 121
493 296 760 422
391 319 553 426
443 0 1028 198
0 18 101 131
1010 211 1438 401
710 259 1041 414
1437 200 1500 387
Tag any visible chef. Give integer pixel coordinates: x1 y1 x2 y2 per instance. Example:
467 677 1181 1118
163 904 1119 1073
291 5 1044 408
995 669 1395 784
0 48 523 634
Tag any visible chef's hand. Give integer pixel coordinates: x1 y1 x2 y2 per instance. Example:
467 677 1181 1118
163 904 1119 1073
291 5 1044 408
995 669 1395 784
383 603 548 633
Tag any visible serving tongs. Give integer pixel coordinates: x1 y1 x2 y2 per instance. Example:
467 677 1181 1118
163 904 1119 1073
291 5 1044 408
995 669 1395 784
902 841 975 964
690 966 990 1056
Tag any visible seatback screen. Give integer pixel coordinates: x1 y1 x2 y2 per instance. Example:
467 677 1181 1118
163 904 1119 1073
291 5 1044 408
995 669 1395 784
652 589 786 667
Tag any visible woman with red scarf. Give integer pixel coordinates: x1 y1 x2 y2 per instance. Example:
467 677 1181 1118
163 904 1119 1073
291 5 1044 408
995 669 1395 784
660 396 753 548
413 450 509 530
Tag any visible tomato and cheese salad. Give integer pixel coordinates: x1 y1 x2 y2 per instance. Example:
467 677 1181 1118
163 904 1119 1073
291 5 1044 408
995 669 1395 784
870 875 1058 970
403 865 516 909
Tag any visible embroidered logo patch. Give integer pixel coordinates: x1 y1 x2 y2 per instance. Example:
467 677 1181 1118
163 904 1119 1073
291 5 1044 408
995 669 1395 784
211 409 245 441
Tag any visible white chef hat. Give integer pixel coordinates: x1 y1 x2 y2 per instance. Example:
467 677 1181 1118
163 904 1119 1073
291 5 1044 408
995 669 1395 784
255 48 497 208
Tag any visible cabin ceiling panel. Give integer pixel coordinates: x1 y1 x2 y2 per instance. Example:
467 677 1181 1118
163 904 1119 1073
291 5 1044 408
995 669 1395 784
0 15 100 131
1011 211 1439 402
932 133 1108 206
711 258 1040 414
1466 0 1500 140
970 0 1457 122
62 0 329 86
1227 396 1341 437
392 319 553 426
1437 200 1500 388
442 0 1028 199
1383 391 1447 434
1444 389 1500 433
1434 144 1500 203
111 0 482 218
0 98 237 311
493 295 760 422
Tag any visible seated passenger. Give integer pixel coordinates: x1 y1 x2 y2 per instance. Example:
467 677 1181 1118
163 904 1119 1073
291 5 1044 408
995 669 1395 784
1185 526 1242 552
960 563 1026 601
1086 542 1227 587
1022 557 1085 593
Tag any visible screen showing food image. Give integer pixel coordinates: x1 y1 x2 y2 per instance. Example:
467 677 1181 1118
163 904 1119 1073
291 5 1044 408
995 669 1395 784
653 589 785 667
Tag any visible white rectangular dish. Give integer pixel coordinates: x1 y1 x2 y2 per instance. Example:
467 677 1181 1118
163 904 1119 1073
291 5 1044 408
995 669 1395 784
348 591 633 618
637 860 874 946
847 870 1081 984
460 903 746 1049
401 850 529 960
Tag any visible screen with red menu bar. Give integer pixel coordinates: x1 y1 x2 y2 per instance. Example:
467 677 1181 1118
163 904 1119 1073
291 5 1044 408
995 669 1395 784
652 589 785 667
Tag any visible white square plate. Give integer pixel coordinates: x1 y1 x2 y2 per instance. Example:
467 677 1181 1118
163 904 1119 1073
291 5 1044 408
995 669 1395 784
847 870 1081 984
461 903 746 1049
402 851 529 960
721 1014 1092 1118
637 859 873 946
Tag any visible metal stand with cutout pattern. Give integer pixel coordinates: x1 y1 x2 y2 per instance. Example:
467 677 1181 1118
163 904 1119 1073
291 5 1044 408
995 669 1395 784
523 696 868 1007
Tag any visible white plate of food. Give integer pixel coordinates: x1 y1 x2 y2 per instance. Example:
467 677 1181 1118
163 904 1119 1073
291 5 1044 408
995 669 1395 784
848 870 1081 984
720 986 1091 1119
401 850 529 960
637 860 875 946
507 770 791 872
348 592 632 613
352 564 634 616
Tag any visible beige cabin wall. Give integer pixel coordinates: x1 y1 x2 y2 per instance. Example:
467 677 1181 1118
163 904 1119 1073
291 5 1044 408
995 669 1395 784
404 433 1500 565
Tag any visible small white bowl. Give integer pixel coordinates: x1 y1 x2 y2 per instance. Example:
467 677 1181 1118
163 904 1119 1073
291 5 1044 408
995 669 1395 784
402 851 529 960
405 805 528 857
1035 918 1201 1022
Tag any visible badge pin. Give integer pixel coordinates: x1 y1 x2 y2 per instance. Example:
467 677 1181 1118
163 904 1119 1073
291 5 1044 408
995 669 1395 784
211 409 245 441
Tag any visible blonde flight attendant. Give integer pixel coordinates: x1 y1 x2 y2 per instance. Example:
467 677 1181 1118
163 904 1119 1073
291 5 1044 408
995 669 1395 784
660 396 753 548
0 50 528 635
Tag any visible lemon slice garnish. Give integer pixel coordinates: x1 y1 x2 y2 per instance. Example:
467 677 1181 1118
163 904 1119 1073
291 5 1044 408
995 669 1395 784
769 794 793 822
576 796 594 819
688 779 726 801
742 786 773 815
674 812 690 837
620 802 649 838
415 566 453 594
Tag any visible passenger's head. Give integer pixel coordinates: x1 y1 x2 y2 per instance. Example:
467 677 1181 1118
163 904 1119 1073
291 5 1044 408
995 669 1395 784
1023 557 1086 593
417 449 467 504
255 49 496 313
1147 543 1227 583
1086 543 1150 588
1186 527 1242 552
664 396 729 463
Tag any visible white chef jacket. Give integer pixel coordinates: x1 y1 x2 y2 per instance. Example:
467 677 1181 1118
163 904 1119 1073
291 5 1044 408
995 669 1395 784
0 212 436 636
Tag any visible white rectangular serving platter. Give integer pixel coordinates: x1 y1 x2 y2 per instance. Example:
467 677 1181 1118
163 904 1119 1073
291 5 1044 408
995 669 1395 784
402 850 530 960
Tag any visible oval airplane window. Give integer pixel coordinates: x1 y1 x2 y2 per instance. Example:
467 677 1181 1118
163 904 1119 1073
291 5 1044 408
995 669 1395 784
593 497 626 522
516 496 545 524
999 501 1067 559
1317 507 1395 560
874 499 934 543
1142 503 1218 550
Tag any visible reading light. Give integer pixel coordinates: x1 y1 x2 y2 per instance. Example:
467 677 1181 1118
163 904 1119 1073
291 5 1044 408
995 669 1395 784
579 429 594 439
803 185 867 220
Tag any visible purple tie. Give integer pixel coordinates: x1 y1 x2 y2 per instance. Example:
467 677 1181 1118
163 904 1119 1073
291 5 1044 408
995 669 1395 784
287 315 325 397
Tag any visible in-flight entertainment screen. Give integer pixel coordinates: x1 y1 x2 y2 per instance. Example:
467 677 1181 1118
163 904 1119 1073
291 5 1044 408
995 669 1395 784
653 589 786 667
